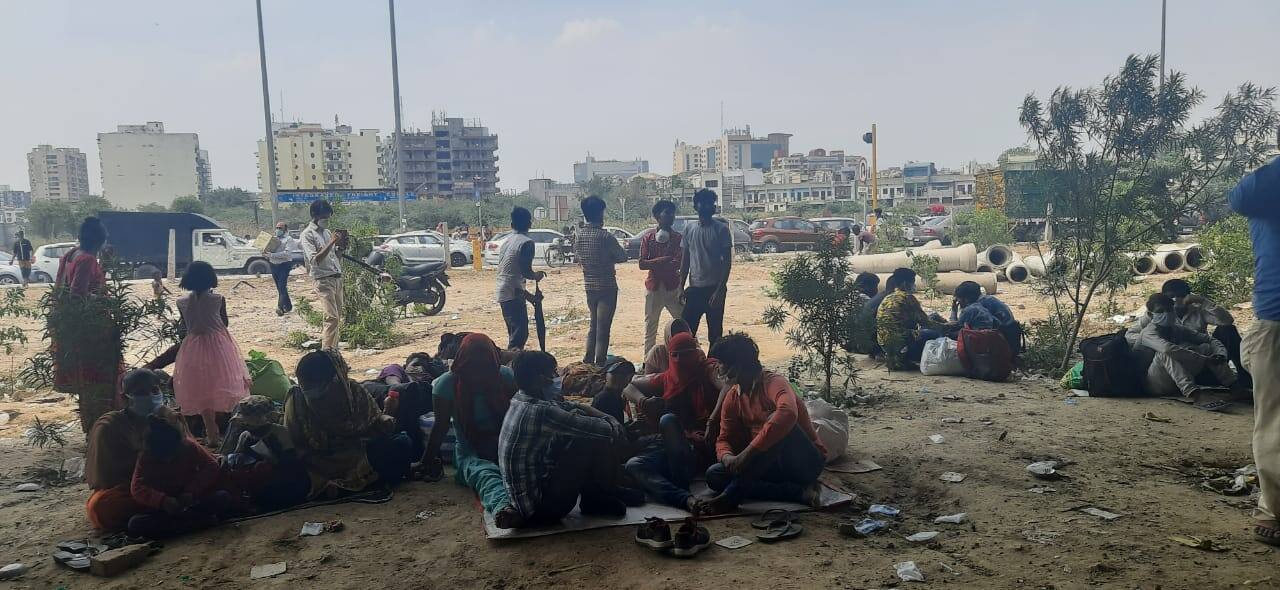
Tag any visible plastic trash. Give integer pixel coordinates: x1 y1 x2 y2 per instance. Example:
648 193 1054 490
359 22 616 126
0 564 28 580
928 434 945 444
934 512 968 524
854 519 888 535
939 471 966 483
14 483 41 492
942 417 964 424
906 531 940 542
0 412 10 426
62 457 85 481
1080 507 1122 521
895 561 926 582
250 562 287 580
299 522 325 536
868 504 901 517
1026 461 1059 478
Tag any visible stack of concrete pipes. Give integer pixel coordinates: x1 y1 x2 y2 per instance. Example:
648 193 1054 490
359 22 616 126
1128 243 1207 275
973 244 1034 284
849 242 999 295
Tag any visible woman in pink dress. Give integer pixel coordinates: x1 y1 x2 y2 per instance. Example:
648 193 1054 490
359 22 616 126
173 262 251 447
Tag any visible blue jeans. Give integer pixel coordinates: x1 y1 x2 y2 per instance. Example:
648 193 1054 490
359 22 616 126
705 427 825 508
271 261 293 312
624 414 695 508
500 298 528 350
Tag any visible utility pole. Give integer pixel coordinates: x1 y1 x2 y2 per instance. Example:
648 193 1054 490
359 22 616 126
863 124 879 217
1159 0 1167 88
255 0 279 225
388 0 407 230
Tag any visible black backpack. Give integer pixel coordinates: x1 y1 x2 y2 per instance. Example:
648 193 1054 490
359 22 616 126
1078 330 1145 396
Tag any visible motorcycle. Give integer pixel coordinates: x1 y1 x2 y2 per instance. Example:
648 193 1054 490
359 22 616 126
343 250 449 316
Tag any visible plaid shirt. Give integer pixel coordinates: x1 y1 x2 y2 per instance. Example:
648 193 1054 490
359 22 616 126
574 222 626 292
498 391 623 517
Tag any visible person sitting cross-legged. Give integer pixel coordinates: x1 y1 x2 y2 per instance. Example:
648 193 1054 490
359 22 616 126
498 351 636 528
701 333 828 515
876 268 946 370
126 417 232 539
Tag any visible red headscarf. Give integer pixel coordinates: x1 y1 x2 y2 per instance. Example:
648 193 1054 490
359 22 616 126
659 332 719 427
450 333 515 461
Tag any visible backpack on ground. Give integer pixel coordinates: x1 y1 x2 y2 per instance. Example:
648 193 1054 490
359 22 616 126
999 320 1025 356
1078 330 1145 396
957 327 1014 382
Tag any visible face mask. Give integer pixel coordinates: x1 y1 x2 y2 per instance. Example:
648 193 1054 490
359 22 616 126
546 376 563 400
655 229 670 244
1149 312 1172 327
128 392 164 416
276 229 286 238
316 219 330 229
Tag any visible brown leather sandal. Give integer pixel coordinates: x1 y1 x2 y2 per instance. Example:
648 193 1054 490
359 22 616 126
1253 522 1280 547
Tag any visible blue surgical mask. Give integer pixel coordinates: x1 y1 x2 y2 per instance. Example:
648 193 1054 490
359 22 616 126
128 392 164 416
547 376 563 400
276 229 286 238
316 219 330 229
1150 312 1172 327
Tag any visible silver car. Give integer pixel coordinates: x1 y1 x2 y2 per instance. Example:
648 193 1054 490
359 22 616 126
374 230 474 267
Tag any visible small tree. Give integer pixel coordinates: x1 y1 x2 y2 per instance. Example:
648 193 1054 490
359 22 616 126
1019 55 1277 371
956 207 1015 250
762 233 861 401
1187 216 1254 306
171 196 204 214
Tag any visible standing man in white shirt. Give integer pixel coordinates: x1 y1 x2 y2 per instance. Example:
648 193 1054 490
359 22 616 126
267 221 299 316
299 200 345 350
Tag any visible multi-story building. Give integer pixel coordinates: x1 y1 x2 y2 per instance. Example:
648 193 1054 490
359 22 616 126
672 140 717 174
872 161 975 209
383 116 499 199
718 127 791 172
573 156 649 183
26 146 90 201
257 122 383 191
98 122 211 209
528 179 585 222
0 185 31 209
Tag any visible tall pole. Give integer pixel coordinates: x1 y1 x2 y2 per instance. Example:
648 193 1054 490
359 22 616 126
388 0 407 230
870 123 879 214
255 0 279 225
1159 0 1166 88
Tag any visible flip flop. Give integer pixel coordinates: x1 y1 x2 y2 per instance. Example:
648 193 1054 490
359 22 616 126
756 521 803 543
1195 400 1231 412
1255 523 1280 547
751 509 798 530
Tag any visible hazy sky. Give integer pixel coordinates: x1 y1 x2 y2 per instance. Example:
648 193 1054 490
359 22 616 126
2 0 1277 196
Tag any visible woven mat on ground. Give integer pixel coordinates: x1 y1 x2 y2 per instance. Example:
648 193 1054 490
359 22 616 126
482 480 853 540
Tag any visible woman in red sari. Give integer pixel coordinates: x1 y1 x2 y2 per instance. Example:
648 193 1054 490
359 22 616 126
53 217 121 431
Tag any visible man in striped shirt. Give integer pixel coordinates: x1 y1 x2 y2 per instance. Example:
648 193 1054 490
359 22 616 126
573 196 628 366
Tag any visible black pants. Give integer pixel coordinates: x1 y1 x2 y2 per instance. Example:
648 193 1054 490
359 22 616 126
127 490 231 539
500 298 529 350
270 261 293 313
584 289 618 366
1213 325 1252 385
682 285 726 346
527 437 621 525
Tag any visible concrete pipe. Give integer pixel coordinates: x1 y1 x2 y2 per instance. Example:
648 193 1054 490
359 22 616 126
875 271 999 296
914 239 943 251
1004 261 1031 283
976 263 995 273
850 243 978 274
1154 249 1185 273
1182 245 1208 271
1128 253 1157 275
1023 254 1053 278
979 244 1016 270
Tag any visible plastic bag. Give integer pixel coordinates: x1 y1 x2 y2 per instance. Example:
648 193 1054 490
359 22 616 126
806 398 849 463
1060 361 1085 390
919 337 965 376
246 350 291 403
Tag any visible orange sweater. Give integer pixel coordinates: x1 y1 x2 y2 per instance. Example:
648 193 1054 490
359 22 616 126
715 371 828 461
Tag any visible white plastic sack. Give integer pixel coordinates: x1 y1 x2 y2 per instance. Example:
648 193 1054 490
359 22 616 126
919 337 966 376
806 398 849 463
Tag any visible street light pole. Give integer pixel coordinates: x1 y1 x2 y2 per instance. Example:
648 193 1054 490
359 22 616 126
1159 0 1167 89
388 0 407 231
255 0 279 225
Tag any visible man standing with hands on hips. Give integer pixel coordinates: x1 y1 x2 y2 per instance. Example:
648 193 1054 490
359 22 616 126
679 189 733 347
300 199 346 351
267 222 298 316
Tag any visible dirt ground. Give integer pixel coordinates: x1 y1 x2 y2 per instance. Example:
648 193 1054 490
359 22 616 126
0 254 1274 589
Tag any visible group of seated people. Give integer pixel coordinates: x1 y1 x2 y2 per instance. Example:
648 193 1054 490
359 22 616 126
848 267 1021 372
83 328 830 537
1126 278 1251 398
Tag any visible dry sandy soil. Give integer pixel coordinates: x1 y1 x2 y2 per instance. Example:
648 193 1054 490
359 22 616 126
0 254 1274 589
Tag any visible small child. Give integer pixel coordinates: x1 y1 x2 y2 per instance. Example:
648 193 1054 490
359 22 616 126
127 417 228 539
172 262 251 448
151 270 171 300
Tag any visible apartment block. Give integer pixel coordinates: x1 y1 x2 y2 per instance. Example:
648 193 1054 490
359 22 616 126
673 127 790 174
0 185 32 209
258 122 383 191
383 116 499 199
873 161 975 208
573 156 649 183
27 145 90 201
673 140 718 174
98 122 211 209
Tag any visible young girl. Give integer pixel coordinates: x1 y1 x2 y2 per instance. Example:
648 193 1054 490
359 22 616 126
173 262 251 447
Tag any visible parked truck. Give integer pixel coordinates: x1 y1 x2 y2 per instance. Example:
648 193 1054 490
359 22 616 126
98 211 273 279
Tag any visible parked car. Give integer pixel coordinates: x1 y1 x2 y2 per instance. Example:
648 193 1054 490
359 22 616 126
374 230 474 267
809 217 861 233
748 217 825 253
0 263 23 285
482 229 565 267
31 242 76 283
906 215 955 245
602 226 635 259
623 216 752 258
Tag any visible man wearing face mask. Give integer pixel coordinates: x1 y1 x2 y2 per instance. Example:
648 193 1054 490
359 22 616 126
639 200 684 356
85 369 188 532
1133 293 1237 399
266 221 299 316
300 199 345 350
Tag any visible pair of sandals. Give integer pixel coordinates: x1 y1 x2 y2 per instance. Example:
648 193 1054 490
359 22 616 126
751 509 802 542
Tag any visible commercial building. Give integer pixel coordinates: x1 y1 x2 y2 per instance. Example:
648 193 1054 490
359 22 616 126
528 179 585 222
382 116 499 199
672 140 718 174
673 127 790 174
573 156 649 183
257 122 383 191
26 146 90 201
97 122 211 209
0 185 31 209
872 161 975 209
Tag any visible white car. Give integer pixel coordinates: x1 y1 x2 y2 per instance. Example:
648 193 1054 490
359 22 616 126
482 229 565 267
602 226 635 258
30 242 76 283
0 263 22 285
374 231 474 267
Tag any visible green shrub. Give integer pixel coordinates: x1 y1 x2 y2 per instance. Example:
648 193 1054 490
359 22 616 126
1189 216 1253 306
956 208 1015 250
1022 311 1076 376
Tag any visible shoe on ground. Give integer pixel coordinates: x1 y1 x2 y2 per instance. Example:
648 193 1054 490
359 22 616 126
671 518 711 557
635 517 674 551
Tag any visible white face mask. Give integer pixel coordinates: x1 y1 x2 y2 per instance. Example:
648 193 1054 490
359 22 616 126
1150 312 1173 327
655 229 670 244
316 219 330 229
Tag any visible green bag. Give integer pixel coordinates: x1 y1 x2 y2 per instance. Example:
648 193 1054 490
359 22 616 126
246 350 292 402
1060 361 1085 390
